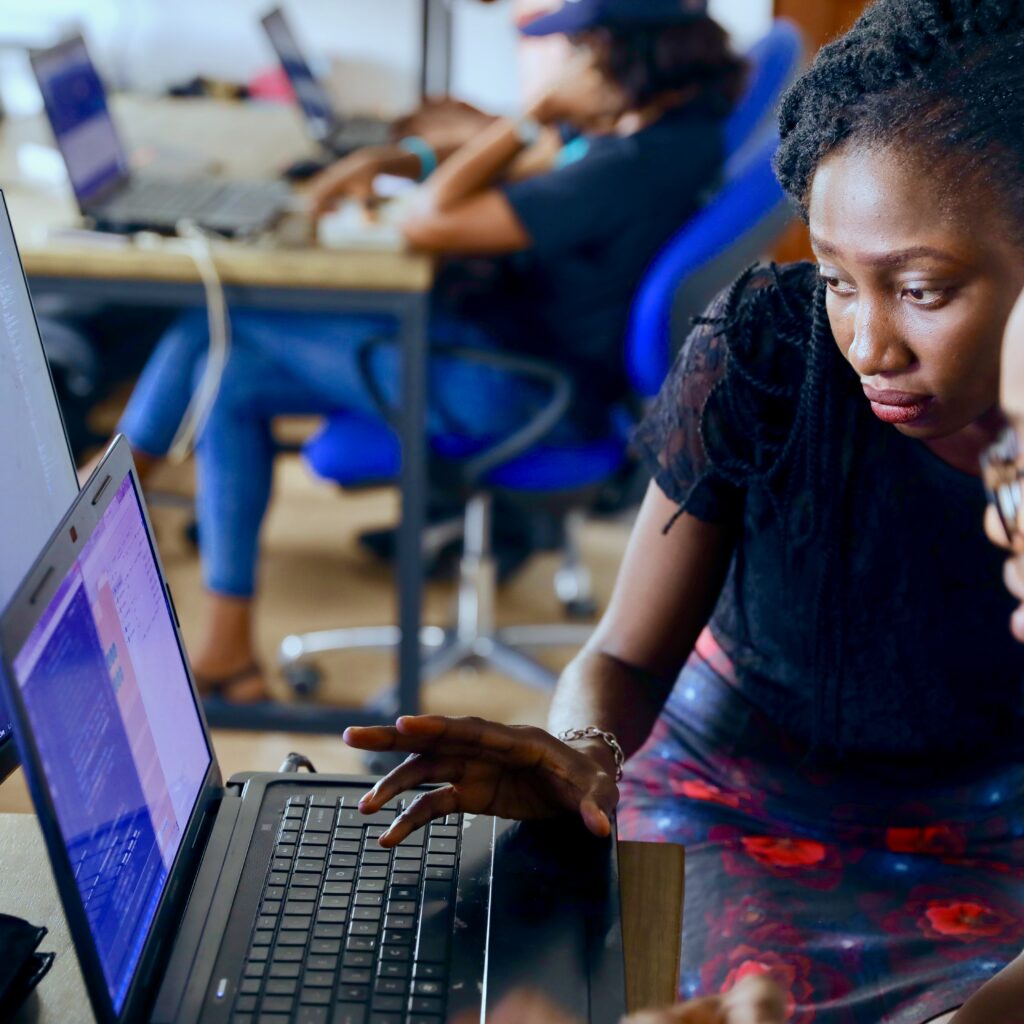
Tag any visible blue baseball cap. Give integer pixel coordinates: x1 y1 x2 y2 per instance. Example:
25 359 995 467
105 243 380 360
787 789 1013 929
519 0 708 37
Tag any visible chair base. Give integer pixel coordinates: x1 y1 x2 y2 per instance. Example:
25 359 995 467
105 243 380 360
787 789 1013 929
278 494 595 702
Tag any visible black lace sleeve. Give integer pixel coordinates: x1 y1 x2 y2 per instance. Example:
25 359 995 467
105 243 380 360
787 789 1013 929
633 262 819 529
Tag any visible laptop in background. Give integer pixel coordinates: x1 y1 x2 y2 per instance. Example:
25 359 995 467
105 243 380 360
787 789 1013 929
30 35 290 238
261 7 393 159
0 435 627 1023
0 191 80 783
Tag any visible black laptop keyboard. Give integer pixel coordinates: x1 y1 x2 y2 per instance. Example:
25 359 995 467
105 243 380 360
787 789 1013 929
232 794 461 1024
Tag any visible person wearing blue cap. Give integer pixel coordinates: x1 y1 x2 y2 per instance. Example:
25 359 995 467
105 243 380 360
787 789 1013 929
109 4 746 704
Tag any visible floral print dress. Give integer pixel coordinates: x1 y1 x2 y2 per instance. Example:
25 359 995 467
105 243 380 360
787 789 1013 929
620 265 1024 1021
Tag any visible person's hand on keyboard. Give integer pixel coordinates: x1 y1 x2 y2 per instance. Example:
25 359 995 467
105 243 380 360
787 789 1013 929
343 715 620 845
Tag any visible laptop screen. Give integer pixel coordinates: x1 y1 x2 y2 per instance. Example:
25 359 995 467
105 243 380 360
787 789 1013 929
10 473 210 1013
262 9 335 139
0 194 79 774
33 37 129 205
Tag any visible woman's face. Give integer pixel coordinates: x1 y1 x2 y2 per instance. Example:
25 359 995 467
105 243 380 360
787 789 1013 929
807 144 1024 439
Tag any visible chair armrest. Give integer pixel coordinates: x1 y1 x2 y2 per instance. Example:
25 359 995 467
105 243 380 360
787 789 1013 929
355 336 575 487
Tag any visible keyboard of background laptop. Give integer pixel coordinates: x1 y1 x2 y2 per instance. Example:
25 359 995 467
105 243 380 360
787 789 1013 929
233 793 461 1024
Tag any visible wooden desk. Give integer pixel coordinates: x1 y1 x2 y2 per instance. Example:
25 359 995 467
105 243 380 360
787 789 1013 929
0 97 434 731
0 814 682 1021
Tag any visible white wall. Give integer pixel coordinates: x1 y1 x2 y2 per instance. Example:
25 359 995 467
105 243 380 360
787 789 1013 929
1 0 774 117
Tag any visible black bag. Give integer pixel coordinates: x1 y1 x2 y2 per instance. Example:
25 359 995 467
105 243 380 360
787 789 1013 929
0 913 55 1017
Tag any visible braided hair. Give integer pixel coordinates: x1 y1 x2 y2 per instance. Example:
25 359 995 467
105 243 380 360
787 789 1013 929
763 1 1024 752
776 0 1024 232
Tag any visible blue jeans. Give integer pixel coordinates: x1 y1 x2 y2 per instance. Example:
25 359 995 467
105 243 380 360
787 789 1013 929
119 308 562 597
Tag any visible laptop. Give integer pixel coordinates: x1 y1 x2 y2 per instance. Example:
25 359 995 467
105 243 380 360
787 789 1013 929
0 190 80 783
30 35 290 238
261 8 392 159
0 436 627 1023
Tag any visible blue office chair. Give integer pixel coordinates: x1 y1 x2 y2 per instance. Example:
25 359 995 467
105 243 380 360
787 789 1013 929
279 130 796 699
723 19 803 165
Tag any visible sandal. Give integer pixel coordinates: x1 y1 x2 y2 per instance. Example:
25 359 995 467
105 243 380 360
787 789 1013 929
193 662 271 705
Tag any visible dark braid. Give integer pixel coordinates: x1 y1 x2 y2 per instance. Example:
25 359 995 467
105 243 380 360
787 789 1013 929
768 0 1024 752
776 0 1024 236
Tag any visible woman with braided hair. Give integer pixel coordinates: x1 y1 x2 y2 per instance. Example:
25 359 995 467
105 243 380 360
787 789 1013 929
344 1 1024 1019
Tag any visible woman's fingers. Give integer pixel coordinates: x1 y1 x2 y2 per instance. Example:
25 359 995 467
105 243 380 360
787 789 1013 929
721 977 786 1024
359 754 468 814
380 785 462 846
579 795 613 838
347 716 552 769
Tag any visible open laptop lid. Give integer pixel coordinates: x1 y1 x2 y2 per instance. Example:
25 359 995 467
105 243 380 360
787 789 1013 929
260 7 338 144
0 189 80 782
30 34 131 210
0 436 222 1024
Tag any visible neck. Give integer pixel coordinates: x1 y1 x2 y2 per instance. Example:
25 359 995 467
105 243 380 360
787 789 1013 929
922 407 1005 476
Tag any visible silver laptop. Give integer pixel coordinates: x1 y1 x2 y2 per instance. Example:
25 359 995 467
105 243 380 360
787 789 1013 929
0 435 626 1023
30 35 290 238
0 190 80 782
261 8 392 158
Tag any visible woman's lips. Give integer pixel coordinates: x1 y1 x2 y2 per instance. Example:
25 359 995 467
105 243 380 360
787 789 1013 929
862 385 934 425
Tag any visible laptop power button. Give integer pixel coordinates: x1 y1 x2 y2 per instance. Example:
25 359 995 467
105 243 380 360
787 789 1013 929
215 977 229 1000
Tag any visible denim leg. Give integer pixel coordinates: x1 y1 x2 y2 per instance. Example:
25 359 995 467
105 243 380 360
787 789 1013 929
193 339 340 598
117 309 210 456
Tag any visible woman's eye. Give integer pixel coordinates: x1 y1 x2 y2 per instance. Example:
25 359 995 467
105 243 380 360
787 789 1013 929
820 274 854 295
902 286 946 306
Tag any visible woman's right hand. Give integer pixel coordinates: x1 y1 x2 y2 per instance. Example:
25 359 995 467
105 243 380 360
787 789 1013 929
343 715 620 845
307 151 388 218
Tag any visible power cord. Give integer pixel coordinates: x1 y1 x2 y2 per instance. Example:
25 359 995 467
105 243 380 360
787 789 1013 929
133 219 232 463
279 752 318 773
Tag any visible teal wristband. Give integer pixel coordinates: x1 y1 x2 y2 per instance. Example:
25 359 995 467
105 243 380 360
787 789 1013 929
398 136 438 182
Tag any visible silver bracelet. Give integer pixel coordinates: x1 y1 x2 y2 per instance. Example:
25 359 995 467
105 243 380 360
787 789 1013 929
558 726 625 781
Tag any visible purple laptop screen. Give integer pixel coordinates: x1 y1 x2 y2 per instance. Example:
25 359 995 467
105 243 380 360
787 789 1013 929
11 475 210 1013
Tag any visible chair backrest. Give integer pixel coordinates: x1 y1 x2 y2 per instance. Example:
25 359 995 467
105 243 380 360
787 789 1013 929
626 132 793 399
724 18 804 164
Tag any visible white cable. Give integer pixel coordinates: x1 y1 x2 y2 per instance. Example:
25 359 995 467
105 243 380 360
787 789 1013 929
165 219 231 463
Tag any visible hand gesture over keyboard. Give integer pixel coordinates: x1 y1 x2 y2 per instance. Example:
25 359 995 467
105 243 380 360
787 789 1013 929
343 715 620 846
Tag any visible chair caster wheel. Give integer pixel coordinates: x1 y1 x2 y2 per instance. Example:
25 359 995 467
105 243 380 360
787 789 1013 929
283 663 322 698
363 750 406 775
564 598 597 620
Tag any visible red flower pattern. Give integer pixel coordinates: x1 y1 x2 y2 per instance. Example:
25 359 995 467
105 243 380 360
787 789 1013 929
919 899 1016 942
675 778 743 808
885 825 967 856
741 837 828 869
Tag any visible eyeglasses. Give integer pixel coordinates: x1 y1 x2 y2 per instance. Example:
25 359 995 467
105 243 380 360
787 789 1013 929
982 426 1024 545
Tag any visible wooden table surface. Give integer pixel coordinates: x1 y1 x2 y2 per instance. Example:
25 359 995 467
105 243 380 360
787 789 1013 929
0 813 682 1021
0 96 433 294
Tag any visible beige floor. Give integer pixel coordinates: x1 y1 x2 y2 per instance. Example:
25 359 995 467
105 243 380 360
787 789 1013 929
0 443 633 811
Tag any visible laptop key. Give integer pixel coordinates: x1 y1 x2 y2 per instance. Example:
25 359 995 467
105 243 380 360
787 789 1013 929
426 838 456 855
314 924 345 939
368 1016 401 1024
272 858 291 872
384 915 414 930
269 962 302 978
343 952 373 968
409 997 445 1014
310 939 341 955
296 859 324 874
301 987 332 1005
389 886 418 901
415 880 453 962
329 856 357 869
264 886 285 900
332 1005 367 1024
387 900 416 915
327 868 356 882
424 867 453 882
305 807 334 832
374 977 407 995
382 929 412 946
303 971 334 988
256 916 277 931
252 929 275 946
277 932 308 947
324 881 354 895
261 996 295 1013
296 1009 329 1024
425 854 455 868
266 978 298 996
412 963 445 980
341 967 372 984
361 851 390 865
338 984 370 1001
320 895 349 909
358 865 388 879
392 872 420 886
236 996 258 1012
269 872 289 886
273 947 305 962
309 794 335 807
244 961 267 978
345 935 375 951
379 945 410 962
378 962 409 978
370 995 403 1012
429 825 459 838
353 907 381 920
411 979 444 997
308 954 341 971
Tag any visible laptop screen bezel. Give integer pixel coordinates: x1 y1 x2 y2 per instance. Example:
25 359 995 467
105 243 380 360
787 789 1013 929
28 33 132 211
0 188 80 783
0 436 222 1024
260 7 338 143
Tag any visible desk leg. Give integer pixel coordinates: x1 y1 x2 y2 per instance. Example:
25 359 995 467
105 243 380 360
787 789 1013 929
395 293 428 719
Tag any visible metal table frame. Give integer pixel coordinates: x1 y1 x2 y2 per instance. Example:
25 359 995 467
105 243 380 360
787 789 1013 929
28 273 429 734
